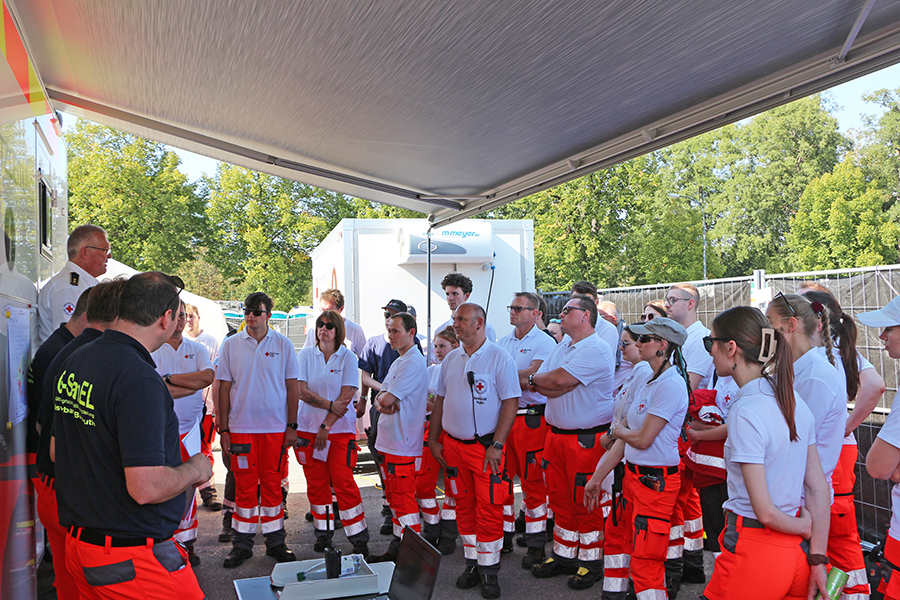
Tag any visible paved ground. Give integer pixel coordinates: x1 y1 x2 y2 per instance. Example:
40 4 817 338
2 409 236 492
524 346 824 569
37 444 714 599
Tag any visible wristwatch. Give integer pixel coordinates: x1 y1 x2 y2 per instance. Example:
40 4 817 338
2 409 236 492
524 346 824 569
527 373 535 387
807 553 830 566
320 423 331 431
287 422 298 430
163 373 172 385
491 441 504 451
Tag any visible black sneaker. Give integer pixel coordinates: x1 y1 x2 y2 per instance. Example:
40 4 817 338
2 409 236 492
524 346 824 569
682 567 706 584
501 532 514 554
223 548 252 568
437 537 457 556
266 545 297 563
531 557 578 578
186 547 200 566
456 565 480 589
352 541 370 558
218 525 232 543
521 547 545 569
305 511 313 522
380 514 393 535
481 574 500 599
202 496 223 511
568 566 602 590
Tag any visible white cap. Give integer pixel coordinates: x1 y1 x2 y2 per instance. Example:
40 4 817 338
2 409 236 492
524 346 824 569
858 295 900 328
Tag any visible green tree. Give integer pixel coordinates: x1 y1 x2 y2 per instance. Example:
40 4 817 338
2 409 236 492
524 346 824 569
205 164 358 309
787 156 899 269
65 121 206 272
858 87 900 209
175 248 237 300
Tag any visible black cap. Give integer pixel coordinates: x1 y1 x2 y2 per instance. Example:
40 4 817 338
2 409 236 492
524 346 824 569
382 299 408 314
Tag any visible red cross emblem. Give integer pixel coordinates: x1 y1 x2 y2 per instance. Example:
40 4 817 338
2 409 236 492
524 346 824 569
475 381 486 393
520 348 527 353
330 369 335 373
184 355 189 359
265 352 270 356
63 302 75 316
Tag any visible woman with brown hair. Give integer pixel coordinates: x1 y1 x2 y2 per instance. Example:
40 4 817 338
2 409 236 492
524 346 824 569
701 306 830 600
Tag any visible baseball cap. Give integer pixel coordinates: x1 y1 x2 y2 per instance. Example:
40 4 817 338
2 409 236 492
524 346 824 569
382 299 408 314
858 295 900 328
628 316 687 346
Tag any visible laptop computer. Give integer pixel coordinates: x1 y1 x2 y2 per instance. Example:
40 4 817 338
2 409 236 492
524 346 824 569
345 527 442 600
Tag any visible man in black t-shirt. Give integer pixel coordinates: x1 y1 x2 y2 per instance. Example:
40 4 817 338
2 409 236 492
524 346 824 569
51 272 212 600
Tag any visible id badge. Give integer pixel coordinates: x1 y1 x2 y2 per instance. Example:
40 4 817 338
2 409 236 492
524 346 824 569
237 455 249 470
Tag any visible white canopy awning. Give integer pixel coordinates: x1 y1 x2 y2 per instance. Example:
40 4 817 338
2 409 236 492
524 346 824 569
8 0 900 226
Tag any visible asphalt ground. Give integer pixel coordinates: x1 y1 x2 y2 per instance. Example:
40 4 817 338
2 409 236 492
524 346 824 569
37 443 714 600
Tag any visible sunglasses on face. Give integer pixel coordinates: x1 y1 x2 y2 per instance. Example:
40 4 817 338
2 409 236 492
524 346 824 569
316 321 336 330
703 336 731 353
244 309 266 317
383 311 397 319
560 306 588 315
637 335 663 344
507 305 534 313
640 313 656 322
620 340 635 348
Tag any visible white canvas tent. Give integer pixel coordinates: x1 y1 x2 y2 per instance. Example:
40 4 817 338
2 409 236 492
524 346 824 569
100 259 227 343
6 0 900 225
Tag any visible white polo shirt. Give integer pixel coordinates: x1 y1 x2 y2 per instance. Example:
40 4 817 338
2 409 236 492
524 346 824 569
150 337 214 434
375 349 429 456
303 316 367 356
188 330 220 362
38 261 98 343
296 345 359 435
216 328 300 434
436 340 520 440
497 324 557 407
681 320 714 389
793 348 847 491
817 344 875 445
539 333 615 430
876 397 900 542
612 361 653 428
595 317 620 360
624 366 688 467
723 377 816 519
713 375 739 420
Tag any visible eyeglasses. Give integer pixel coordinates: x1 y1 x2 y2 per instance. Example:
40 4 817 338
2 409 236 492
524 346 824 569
773 291 796 316
703 336 731 353
560 306 588 315
640 313 656 322
316 321 336 330
85 245 112 258
243 308 267 317
637 334 663 343
665 296 689 306
507 305 534 313
163 275 184 312
620 340 635 348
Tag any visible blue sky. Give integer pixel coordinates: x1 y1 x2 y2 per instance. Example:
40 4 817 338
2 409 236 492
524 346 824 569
168 63 900 183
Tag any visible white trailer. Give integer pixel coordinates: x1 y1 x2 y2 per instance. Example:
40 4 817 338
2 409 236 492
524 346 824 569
310 219 535 345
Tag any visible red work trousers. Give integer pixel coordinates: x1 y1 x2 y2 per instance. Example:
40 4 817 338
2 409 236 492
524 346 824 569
882 535 900 600
379 452 421 537
443 435 510 574
230 432 285 538
504 411 549 547
827 443 869 598
623 465 680 597
294 431 368 541
704 513 809 600
416 425 442 541
603 471 632 600
670 465 704 563
65 533 204 600
198 413 216 493
544 428 606 567
35 475 79 600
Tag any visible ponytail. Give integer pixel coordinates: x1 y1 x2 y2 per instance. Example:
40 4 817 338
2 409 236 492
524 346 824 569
804 290 860 402
762 329 798 442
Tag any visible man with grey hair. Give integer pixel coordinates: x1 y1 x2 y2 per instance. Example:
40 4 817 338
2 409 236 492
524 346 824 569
38 224 110 343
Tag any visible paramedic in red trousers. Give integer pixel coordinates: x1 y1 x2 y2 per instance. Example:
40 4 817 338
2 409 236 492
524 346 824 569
428 302 520 600
664 283 711 589
862 296 900 599
496 292 557 569
217 292 300 568
150 302 215 565
51 272 212 600
369 312 429 562
528 293 615 591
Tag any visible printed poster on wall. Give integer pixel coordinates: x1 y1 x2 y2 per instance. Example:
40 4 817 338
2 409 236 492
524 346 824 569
6 306 31 426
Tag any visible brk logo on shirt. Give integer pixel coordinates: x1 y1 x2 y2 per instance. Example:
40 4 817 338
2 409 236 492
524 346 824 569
636 402 648 415
63 302 76 316
263 351 280 357
473 376 489 405
519 348 532 355
329 368 343 375
184 353 195 360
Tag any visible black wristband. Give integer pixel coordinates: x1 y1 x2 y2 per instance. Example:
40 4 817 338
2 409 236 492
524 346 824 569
807 553 829 566
218 428 229 434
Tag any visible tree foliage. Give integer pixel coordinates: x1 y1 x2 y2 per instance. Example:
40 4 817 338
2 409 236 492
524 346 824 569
65 121 206 273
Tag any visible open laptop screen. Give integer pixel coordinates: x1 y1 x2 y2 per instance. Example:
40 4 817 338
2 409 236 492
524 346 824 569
388 528 442 600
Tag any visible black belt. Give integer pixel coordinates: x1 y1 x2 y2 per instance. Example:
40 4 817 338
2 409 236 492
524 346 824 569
69 526 166 548
725 511 764 529
626 463 678 476
516 404 546 416
550 423 610 435
446 432 494 447
834 492 854 497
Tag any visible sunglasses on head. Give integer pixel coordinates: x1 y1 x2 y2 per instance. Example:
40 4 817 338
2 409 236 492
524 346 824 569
637 334 663 343
244 308 266 317
316 321 336 330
